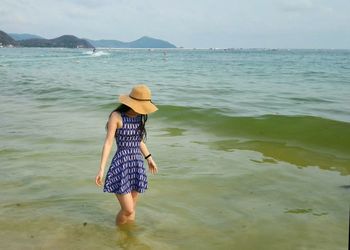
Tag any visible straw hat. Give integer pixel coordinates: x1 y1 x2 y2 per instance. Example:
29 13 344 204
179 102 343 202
119 84 158 114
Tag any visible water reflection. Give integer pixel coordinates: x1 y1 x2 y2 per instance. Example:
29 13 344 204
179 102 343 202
115 223 152 250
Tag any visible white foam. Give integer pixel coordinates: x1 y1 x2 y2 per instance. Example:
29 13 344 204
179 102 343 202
83 51 109 57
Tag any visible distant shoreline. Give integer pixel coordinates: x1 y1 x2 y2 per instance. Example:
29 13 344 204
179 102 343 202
0 30 176 49
1 46 349 51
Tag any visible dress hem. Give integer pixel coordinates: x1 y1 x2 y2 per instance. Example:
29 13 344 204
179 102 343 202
103 188 147 195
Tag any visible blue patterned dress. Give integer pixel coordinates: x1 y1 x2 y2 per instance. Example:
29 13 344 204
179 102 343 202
104 112 148 194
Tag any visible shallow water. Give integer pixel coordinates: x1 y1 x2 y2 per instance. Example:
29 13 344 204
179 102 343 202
0 48 349 249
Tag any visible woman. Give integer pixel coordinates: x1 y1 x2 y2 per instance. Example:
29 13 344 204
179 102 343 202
95 84 158 225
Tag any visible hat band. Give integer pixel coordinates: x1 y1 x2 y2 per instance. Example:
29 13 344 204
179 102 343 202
129 95 151 102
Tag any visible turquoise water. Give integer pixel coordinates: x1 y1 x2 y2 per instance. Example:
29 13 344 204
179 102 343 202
0 48 349 249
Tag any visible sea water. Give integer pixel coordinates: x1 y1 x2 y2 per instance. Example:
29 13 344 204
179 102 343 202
0 48 349 249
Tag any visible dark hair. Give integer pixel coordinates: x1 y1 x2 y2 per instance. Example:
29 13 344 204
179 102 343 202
106 104 148 141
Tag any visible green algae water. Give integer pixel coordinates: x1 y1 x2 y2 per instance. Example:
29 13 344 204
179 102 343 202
0 48 349 249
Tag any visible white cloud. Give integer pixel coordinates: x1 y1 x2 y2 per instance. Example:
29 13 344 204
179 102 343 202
277 0 314 12
0 0 349 48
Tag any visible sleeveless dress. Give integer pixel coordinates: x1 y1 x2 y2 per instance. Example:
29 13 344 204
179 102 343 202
103 112 148 194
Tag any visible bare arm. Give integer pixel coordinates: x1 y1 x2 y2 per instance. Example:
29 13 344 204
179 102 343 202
140 140 158 174
140 140 150 158
95 112 120 186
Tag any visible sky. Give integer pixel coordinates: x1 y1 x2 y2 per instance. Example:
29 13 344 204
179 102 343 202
1 0 349 48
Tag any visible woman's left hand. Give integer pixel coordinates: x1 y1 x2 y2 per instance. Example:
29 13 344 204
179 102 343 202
147 157 158 175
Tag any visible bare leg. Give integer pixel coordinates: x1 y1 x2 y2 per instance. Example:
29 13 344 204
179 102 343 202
129 191 139 221
115 191 141 225
115 193 135 225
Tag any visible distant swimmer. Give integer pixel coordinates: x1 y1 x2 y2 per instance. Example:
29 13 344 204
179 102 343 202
93 48 96 53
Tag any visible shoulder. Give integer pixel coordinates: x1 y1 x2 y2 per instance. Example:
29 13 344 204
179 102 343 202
109 111 123 129
109 111 122 121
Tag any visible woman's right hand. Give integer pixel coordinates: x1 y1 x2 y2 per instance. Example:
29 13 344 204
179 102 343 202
95 170 104 187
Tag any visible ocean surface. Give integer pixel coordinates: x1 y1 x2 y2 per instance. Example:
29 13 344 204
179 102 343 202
0 48 349 250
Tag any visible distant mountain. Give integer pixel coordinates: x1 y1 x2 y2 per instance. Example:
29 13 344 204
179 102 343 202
129 36 176 48
0 30 18 47
86 39 125 48
9 33 44 41
88 36 176 48
1 30 176 49
19 35 94 48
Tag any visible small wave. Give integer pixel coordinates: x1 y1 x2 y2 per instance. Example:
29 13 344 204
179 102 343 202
33 87 67 95
289 97 334 103
0 148 25 155
97 103 350 158
150 105 350 157
284 208 328 216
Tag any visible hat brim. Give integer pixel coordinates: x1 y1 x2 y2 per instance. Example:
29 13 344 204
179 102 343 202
119 95 158 115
